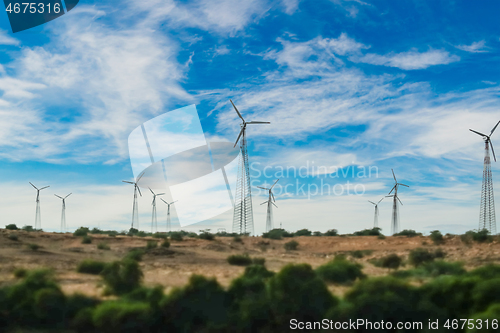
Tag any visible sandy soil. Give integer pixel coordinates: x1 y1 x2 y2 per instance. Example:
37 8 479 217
1 229 499 298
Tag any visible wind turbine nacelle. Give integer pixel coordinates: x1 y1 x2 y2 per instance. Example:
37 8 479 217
127 105 240 227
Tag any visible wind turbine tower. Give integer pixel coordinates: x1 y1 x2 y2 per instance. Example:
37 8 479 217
149 188 164 233
160 199 177 233
30 182 49 230
55 193 71 232
386 170 409 234
368 197 384 228
123 171 144 230
230 99 270 235
258 179 279 232
470 121 500 234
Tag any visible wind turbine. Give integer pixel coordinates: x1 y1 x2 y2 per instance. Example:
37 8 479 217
160 199 177 233
55 193 71 232
123 171 145 230
386 169 409 235
29 182 49 230
149 188 164 233
258 179 279 232
230 99 270 235
470 120 500 234
368 197 384 228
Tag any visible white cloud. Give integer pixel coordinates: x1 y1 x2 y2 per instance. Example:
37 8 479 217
353 49 460 70
0 30 20 46
455 40 488 53
281 0 300 14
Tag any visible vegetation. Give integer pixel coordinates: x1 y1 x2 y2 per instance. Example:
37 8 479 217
352 227 383 236
323 229 338 236
73 227 89 237
284 240 299 251
233 235 243 243
97 242 110 250
101 259 143 295
380 253 403 270
393 229 422 237
146 241 158 250
81 236 92 244
170 232 183 241
77 260 107 275
392 260 466 279
408 248 446 267
5 224 18 230
316 256 366 284
461 229 492 244
227 254 253 266
294 228 312 236
161 240 170 248
22 225 35 232
349 249 373 258
7 233 19 241
125 249 144 262
430 230 444 244
198 230 215 240
27 243 40 251
13 268 27 278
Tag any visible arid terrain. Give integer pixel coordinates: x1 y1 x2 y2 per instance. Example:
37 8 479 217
1 229 500 298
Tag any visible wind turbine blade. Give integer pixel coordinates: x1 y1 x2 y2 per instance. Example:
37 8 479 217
377 197 384 204
160 198 168 204
55 194 63 199
490 121 500 136
271 179 279 189
261 201 267 205
136 171 145 183
490 141 497 162
368 200 376 205
392 169 397 182
397 196 403 205
257 186 269 190
65 193 72 199
156 193 165 196
271 192 276 202
386 195 394 198
470 129 488 137
399 183 409 187
272 202 278 208
246 121 270 124
29 182 38 190
234 128 244 148
122 181 134 184
149 187 155 195
388 185 396 195
40 186 50 190
230 99 245 122
137 186 142 197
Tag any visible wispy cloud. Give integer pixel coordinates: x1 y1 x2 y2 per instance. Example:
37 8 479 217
455 40 488 53
0 30 20 46
352 49 460 70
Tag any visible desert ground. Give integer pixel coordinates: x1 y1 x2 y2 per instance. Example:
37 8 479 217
1 229 500 298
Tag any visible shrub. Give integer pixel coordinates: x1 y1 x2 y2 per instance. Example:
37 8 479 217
153 232 167 239
430 230 444 245
27 243 40 251
5 224 18 230
316 256 366 284
462 229 492 243
74 227 89 237
22 225 34 232
252 257 266 266
124 249 144 262
136 231 148 237
170 232 183 241
101 259 144 295
233 235 243 243
13 268 27 278
434 248 446 258
161 240 170 248
227 254 252 266
284 240 299 251
467 264 500 279
377 234 386 239
313 231 322 236
81 236 92 244
380 253 402 270
186 232 198 238
353 227 382 236
92 300 152 332
33 288 67 325
97 242 110 250
262 229 284 240
349 250 372 258
8 233 18 241
90 228 102 234
324 229 338 236
394 229 421 237
199 230 215 240
294 229 312 236
468 303 500 332
128 228 139 236
146 241 158 249
77 260 107 275
422 260 465 277
409 248 435 267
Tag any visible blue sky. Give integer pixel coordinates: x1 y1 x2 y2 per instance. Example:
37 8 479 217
0 0 499 235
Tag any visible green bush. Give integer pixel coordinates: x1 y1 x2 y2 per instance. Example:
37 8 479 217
128 228 139 236
92 300 152 333
462 229 492 243
284 240 299 251
353 227 382 236
153 232 167 239
161 240 170 248
252 257 266 266
13 268 27 278
409 248 435 267
27 243 40 251
22 225 34 232
394 229 421 237
97 242 110 250
324 229 338 236
125 249 144 262
81 236 92 244
467 304 500 333
377 234 386 239
262 228 284 240
146 241 158 249
90 228 102 234
316 256 365 284
467 264 500 279
380 253 402 270
101 259 143 295
8 233 18 241
294 229 312 236
170 232 183 241
77 260 107 275
199 230 215 240
471 278 500 312
233 235 243 243
5 224 18 230
227 254 252 266
136 231 148 237
430 230 444 245
74 227 89 237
